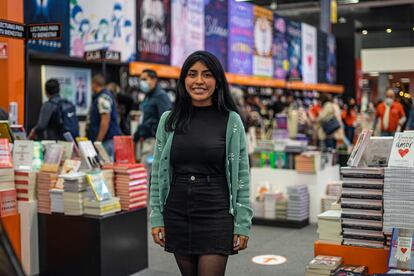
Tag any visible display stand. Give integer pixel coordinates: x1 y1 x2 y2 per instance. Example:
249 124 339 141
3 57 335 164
1 213 21 260
38 208 148 276
18 201 39 276
314 241 388 274
252 217 309 228
251 165 340 223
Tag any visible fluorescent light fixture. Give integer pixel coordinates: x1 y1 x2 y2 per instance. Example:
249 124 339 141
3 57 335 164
386 28 392 33
338 0 359 4
270 0 277 10
362 30 368 35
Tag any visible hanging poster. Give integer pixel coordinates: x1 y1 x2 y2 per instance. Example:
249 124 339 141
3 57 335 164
171 0 204 67
70 0 136 62
273 15 288 80
24 0 70 54
327 33 337 84
137 0 171 64
204 0 228 70
227 0 253 75
252 6 273 77
301 23 317 84
286 20 302 81
317 30 327 83
41 65 91 116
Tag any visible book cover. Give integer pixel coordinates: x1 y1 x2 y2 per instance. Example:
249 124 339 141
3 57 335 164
114 136 135 165
389 228 414 271
78 141 100 170
43 144 65 165
13 140 34 171
0 138 13 168
308 255 343 270
347 129 372 167
10 125 27 140
361 136 394 167
86 172 112 202
389 132 414 167
58 141 74 161
274 151 287 169
0 121 14 143
0 189 17 217
94 142 113 164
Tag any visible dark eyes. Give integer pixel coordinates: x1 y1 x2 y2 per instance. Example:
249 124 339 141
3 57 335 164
187 71 213 79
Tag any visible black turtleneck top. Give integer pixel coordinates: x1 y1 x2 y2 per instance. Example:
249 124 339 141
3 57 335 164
171 105 229 176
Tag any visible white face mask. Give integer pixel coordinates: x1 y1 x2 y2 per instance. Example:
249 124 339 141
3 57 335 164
139 80 150 93
385 98 393 106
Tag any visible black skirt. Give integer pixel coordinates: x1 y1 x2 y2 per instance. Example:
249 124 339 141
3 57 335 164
164 174 236 256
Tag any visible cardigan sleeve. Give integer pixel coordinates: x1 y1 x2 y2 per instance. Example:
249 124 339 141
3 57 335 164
233 116 253 237
149 111 170 228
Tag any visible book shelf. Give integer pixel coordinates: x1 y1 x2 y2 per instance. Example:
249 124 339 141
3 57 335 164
252 217 309 228
38 208 148 276
314 241 389 275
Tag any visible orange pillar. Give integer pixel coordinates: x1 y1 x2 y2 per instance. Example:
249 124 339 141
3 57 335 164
0 0 25 125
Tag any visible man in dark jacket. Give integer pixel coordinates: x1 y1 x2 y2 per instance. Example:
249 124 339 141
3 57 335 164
28 79 62 140
133 69 172 163
87 74 121 159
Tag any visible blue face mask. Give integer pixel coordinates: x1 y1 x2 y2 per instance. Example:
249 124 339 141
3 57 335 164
139 80 150 93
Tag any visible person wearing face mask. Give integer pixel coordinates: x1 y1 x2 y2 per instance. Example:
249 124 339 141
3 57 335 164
375 89 406 136
341 98 357 144
133 69 172 164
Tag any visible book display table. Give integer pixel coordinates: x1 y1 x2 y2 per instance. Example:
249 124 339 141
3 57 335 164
314 241 388 274
38 208 148 276
251 165 340 223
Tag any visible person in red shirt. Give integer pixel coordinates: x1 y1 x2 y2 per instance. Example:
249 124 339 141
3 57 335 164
342 98 357 144
375 89 406 136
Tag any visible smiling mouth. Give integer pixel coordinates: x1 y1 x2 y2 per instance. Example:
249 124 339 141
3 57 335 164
192 88 206 93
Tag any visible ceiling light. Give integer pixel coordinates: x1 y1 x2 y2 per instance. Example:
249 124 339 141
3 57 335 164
338 0 359 4
362 30 368 35
270 0 277 10
412 27 414 31
386 28 392 33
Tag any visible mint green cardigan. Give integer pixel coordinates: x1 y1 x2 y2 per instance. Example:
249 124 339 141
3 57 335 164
149 110 253 237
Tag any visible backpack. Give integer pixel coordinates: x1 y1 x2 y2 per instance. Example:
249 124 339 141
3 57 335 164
51 99 80 139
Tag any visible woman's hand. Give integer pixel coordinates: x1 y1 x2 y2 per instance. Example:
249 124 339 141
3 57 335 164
151 227 166 247
233 234 249 251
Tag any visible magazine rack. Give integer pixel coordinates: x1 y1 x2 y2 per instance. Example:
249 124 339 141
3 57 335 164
38 208 148 276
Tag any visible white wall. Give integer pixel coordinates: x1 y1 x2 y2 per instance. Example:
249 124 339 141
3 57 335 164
362 47 414 73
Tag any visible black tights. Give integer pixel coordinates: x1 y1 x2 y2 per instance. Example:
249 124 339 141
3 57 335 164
174 254 229 276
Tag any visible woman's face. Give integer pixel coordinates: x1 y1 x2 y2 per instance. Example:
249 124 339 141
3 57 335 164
185 61 217 106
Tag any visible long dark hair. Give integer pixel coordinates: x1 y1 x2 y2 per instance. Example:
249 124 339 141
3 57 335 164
165 51 239 133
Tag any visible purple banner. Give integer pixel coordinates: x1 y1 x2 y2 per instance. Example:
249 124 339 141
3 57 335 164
137 0 171 64
205 0 228 70
287 19 302 81
227 0 253 75
273 15 288 80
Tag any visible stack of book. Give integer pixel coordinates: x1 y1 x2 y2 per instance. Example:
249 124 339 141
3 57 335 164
83 197 121 216
264 192 284 219
275 197 288 220
332 265 368 275
49 188 64 213
61 172 87 216
317 210 342 245
340 167 385 248
0 139 14 191
114 164 148 210
383 167 414 235
102 164 115 197
287 184 309 221
15 170 36 202
295 151 321 173
36 172 57 214
321 181 342 212
306 255 343 276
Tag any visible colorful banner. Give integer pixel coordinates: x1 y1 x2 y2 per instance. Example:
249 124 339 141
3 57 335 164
70 0 136 62
41 65 91 116
204 0 228 70
25 0 70 54
317 30 327 83
301 23 317 84
253 6 273 77
273 15 288 80
286 20 302 81
136 0 171 64
227 0 253 75
171 0 204 67
327 33 337 84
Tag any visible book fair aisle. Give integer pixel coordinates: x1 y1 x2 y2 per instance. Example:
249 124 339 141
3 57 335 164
308 130 414 275
0 122 149 276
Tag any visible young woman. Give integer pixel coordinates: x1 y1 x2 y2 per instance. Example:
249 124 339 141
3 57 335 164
317 93 344 149
149 51 252 276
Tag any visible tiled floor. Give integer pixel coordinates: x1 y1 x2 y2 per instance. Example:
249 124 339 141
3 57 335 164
134 223 317 276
